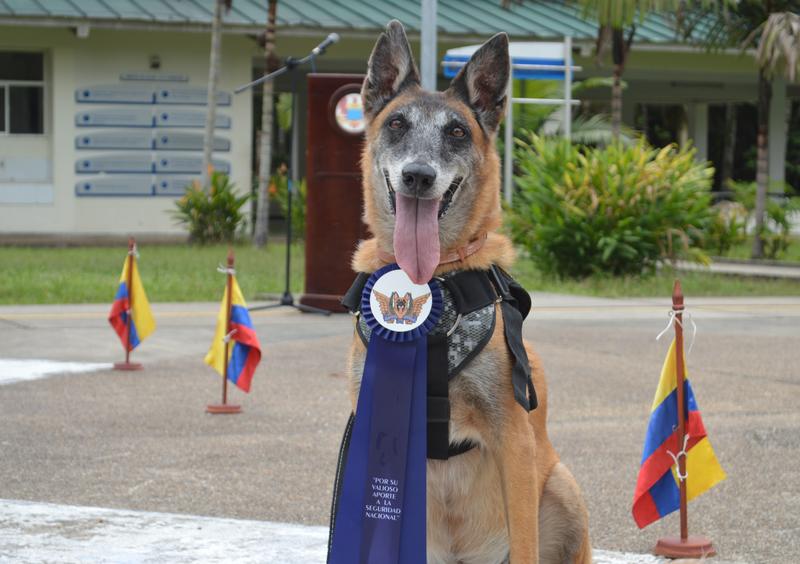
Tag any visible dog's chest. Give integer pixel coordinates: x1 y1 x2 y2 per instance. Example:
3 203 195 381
346 269 517 563
348 306 512 563
426 451 510 564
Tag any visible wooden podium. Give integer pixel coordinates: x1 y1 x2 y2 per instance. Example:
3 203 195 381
300 74 368 312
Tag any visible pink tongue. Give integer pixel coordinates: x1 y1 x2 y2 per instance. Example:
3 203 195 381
393 193 441 284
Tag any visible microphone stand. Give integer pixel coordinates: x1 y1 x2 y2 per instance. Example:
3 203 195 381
237 41 333 315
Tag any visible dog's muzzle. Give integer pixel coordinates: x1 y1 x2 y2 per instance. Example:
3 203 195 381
383 169 463 219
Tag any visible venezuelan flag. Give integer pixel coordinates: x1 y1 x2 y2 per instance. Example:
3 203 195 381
632 339 726 528
204 276 262 393
108 255 156 351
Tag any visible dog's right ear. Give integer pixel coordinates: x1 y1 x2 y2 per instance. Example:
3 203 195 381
362 20 420 120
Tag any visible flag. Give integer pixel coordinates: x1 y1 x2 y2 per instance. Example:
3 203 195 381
108 255 156 351
204 276 261 392
632 339 726 528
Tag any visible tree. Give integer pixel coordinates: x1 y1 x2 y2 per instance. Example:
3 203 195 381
683 2 800 257
201 0 231 188
575 1 681 139
575 1 728 140
751 10 800 258
253 0 279 248
720 103 738 188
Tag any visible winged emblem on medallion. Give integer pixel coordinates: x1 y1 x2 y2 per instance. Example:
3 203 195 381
373 290 431 325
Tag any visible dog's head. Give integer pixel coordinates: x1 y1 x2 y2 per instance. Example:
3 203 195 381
360 20 509 284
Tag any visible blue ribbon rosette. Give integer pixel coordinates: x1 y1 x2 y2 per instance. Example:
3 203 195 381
329 264 442 564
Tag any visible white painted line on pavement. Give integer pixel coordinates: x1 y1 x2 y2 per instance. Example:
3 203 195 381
0 498 730 564
0 499 328 564
592 551 662 564
0 359 112 386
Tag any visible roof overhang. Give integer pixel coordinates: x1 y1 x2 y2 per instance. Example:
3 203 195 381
0 16 750 56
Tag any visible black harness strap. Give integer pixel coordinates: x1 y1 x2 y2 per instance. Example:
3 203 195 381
327 413 354 560
441 267 536 412
341 272 370 313
490 266 537 411
442 269 497 314
426 335 451 460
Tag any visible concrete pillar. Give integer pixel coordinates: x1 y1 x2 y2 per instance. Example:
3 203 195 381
420 0 437 91
688 103 708 162
768 77 787 189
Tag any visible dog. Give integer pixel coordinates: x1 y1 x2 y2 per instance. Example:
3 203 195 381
344 20 591 564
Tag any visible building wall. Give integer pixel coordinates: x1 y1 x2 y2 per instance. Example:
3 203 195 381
0 26 256 237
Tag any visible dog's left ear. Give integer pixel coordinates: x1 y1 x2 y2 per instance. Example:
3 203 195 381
447 33 510 134
362 20 420 120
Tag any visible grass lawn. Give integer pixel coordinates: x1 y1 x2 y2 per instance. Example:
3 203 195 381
1 242 799 305
511 259 800 298
0 243 304 305
720 236 800 263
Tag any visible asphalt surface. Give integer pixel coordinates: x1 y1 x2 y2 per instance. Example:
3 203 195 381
0 293 798 563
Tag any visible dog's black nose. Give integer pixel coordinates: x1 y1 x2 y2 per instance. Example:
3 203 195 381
401 162 437 195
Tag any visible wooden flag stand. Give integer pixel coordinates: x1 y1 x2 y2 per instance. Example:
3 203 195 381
653 280 715 559
206 249 242 414
114 237 143 371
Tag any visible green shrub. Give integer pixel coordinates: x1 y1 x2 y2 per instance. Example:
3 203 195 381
730 180 800 259
172 171 249 245
508 134 714 278
705 200 748 256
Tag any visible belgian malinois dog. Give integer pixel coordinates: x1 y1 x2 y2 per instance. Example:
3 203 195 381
346 21 591 564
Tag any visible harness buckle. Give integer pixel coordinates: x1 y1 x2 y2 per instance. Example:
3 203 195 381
489 265 511 303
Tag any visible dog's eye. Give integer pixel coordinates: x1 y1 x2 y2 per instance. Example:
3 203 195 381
450 126 466 138
388 118 404 130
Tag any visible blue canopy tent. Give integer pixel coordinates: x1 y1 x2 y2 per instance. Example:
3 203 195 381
443 41 569 81
442 40 580 202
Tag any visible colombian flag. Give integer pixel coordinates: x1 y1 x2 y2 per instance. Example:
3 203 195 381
632 339 726 528
204 276 261 393
108 255 156 351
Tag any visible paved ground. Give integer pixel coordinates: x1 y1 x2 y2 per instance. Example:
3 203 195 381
0 293 798 563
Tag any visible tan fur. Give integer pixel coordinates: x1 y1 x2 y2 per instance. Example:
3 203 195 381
347 61 590 564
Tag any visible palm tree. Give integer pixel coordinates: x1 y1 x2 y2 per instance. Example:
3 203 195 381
253 0 279 248
750 10 800 258
575 1 729 140
575 1 684 139
683 2 800 257
201 0 231 188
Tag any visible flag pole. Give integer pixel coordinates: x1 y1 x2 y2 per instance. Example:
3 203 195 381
207 248 241 414
114 237 143 371
654 280 715 558
222 248 233 405
674 279 688 541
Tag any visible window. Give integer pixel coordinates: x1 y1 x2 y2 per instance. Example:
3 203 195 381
0 52 44 134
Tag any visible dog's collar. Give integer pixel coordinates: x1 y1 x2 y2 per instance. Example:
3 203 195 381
377 232 488 266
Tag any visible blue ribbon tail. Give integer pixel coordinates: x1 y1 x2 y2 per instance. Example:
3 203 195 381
399 338 427 563
329 337 428 564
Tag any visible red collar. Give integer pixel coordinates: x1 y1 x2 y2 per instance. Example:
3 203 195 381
377 232 488 266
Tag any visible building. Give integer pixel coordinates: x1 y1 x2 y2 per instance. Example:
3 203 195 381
1 0 797 240
0 9 256 240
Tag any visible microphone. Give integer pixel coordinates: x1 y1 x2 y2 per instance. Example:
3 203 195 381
234 33 340 94
312 33 340 56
